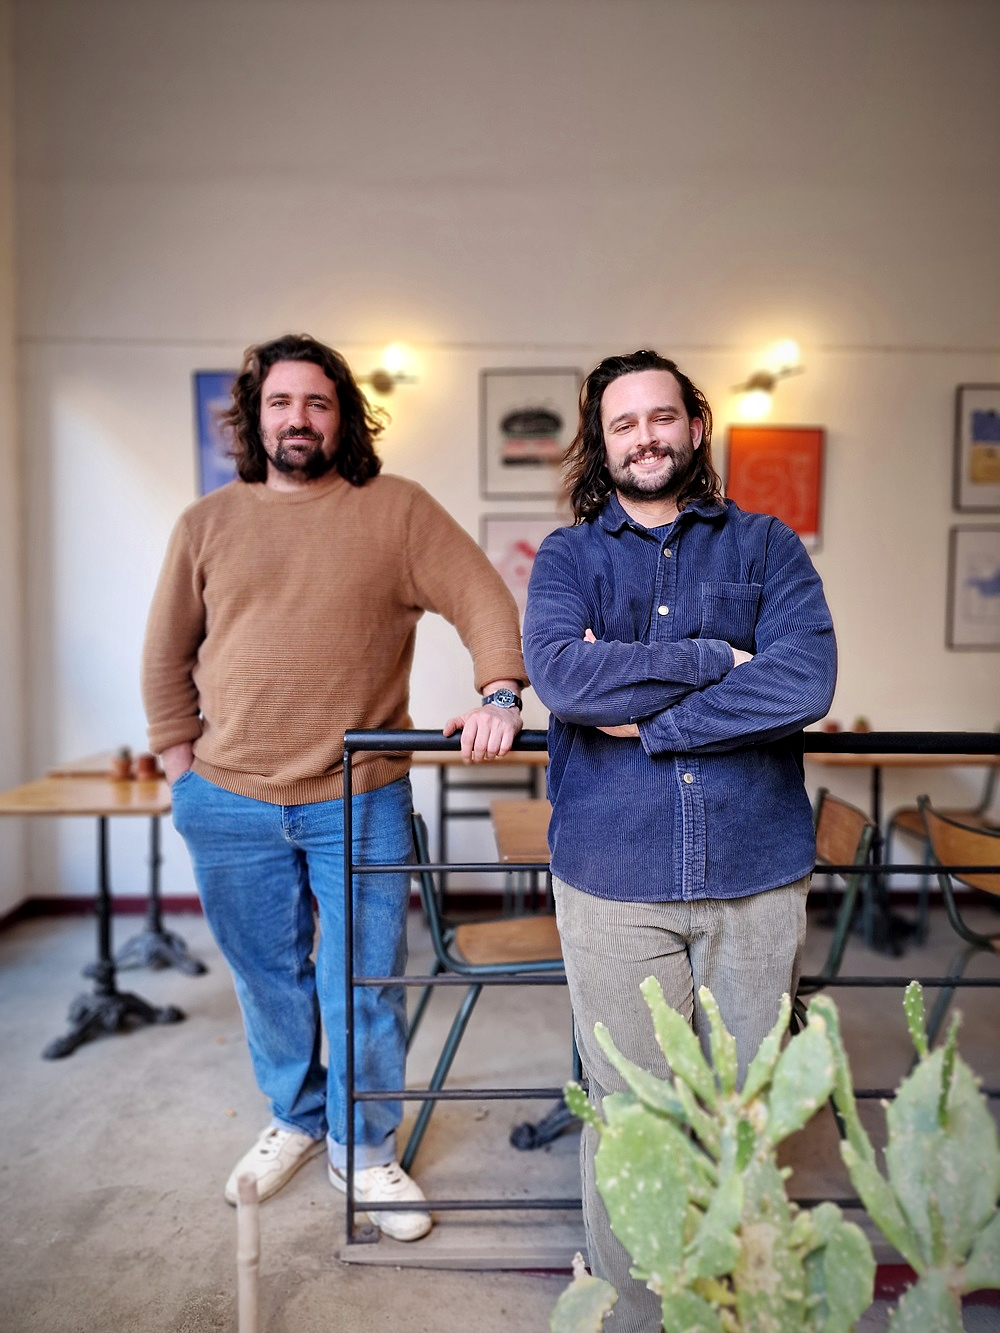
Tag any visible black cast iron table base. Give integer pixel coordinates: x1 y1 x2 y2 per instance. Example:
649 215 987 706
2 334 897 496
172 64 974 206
43 972 184 1060
510 1095 580 1150
43 814 187 1058
82 815 207 978
112 925 207 975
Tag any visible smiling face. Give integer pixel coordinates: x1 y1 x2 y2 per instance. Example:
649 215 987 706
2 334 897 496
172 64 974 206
259 359 341 488
601 369 704 516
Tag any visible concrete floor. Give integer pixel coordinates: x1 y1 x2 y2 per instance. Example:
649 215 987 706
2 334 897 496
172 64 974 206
1 899 998 1332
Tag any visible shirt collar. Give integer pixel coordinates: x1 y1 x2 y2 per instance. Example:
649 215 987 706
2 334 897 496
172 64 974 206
597 492 727 534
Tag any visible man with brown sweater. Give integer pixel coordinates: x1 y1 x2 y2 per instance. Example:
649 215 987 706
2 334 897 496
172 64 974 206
142 334 526 1240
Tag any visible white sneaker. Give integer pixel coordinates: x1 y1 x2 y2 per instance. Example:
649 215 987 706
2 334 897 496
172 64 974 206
328 1160 433 1241
224 1126 325 1205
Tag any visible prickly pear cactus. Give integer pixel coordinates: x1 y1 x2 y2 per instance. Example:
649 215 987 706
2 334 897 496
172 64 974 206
549 981 874 1333
813 982 1000 1332
550 1252 616 1333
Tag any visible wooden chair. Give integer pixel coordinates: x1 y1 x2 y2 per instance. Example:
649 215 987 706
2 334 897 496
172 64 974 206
885 731 999 942
401 811 565 1172
793 788 876 1029
917 797 1000 1049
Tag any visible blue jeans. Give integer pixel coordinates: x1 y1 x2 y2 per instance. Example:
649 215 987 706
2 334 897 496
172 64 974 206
171 771 413 1169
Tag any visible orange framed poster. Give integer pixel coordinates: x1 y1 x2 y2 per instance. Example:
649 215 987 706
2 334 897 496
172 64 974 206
725 425 825 549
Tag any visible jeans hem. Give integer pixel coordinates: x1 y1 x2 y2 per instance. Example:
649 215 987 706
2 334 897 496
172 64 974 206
326 1131 397 1171
270 1115 327 1141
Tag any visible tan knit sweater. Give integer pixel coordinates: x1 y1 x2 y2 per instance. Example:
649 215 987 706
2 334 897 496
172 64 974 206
141 472 526 804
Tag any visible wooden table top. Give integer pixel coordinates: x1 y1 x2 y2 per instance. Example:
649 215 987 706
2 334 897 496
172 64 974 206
490 799 552 864
49 749 548 776
807 752 999 769
47 751 125 778
0 775 171 817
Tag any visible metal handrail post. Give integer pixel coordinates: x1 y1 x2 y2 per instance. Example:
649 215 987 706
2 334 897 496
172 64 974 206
342 742 357 1239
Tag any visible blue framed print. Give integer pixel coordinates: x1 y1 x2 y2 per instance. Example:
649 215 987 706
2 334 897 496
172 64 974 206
954 384 1000 513
194 370 237 495
946 525 1000 650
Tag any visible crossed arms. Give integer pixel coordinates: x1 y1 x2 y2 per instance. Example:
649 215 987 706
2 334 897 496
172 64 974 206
522 523 837 756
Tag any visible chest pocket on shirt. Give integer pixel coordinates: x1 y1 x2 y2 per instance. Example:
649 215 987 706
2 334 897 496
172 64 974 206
699 582 763 651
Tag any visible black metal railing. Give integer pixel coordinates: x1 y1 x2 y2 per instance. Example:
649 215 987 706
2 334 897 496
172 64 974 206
340 729 1000 1241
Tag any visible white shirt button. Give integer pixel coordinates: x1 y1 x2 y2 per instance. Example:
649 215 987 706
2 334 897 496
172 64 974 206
682 772 695 784
657 605 669 616
663 547 672 557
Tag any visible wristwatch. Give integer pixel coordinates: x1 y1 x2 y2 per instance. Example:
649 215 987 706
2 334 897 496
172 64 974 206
481 688 522 711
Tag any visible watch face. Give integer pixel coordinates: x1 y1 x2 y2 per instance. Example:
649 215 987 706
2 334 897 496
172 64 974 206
486 688 519 708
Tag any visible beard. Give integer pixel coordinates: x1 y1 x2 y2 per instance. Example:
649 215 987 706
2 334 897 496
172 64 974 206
607 441 696 504
264 427 337 480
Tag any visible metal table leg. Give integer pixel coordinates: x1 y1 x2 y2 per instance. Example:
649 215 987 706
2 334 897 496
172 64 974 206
509 1096 580 1150
113 816 207 975
510 1025 582 1150
43 816 185 1059
864 764 918 956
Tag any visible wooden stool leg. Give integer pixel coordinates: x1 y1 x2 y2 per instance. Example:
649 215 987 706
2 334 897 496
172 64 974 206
236 1174 260 1333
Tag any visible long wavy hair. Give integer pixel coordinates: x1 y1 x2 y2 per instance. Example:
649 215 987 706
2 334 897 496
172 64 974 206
221 333 386 485
565 349 723 523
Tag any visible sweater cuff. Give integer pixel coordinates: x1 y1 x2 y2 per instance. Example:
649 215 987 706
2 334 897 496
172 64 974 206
147 718 203 755
473 654 528 695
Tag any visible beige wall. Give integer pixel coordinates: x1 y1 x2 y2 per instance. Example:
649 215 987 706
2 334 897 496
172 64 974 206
9 0 1000 899
0 0 25 915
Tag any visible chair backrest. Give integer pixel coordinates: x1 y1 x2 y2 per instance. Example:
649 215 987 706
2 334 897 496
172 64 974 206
919 798 1000 898
804 789 877 988
410 809 563 975
410 811 452 961
814 788 875 871
978 758 999 815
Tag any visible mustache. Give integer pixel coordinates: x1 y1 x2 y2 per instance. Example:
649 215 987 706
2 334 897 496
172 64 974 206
278 426 322 444
624 444 676 465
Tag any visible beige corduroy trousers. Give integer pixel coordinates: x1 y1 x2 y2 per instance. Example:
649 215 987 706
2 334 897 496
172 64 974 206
553 874 810 1333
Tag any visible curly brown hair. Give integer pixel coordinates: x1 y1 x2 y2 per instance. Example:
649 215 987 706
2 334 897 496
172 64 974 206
565 350 723 523
220 333 387 485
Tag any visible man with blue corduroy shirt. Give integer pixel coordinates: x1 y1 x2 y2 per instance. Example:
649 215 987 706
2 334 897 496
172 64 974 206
523 349 836 1333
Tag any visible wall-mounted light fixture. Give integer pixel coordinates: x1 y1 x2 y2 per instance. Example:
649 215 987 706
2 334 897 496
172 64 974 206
356 343 419 395
733 340 803 420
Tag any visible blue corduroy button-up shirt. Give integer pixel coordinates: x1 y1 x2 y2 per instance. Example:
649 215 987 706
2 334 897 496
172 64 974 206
522 495 837 902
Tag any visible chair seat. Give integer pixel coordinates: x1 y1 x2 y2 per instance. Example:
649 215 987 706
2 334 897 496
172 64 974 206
891 806 997 837
403 810 567 1174
453 914 563 966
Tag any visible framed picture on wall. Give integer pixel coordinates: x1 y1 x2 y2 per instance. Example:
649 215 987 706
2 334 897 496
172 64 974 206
479 367 581 499
480 513 566 619
725 425 825 549
954 384 1000 512
194 371 237 495
946 526 1000 650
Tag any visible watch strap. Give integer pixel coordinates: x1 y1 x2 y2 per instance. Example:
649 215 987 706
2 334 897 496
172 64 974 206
481 689 522 711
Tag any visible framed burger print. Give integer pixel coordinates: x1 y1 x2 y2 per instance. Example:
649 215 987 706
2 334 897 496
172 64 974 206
479 367 581 499
954 384 1000 512
725 425 825 549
